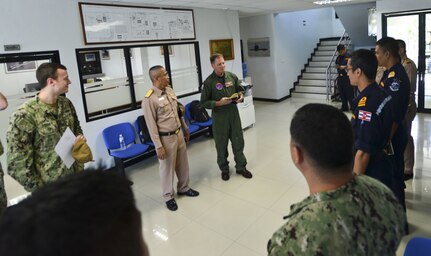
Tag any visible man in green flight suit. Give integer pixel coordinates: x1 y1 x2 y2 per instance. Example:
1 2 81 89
7 63 86 192
201 53 252 181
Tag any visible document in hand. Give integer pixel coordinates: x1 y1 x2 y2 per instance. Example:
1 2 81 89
54 127 76 168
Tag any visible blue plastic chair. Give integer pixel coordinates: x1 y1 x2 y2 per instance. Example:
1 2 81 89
134 115 155 147
185 102 213 128
102 122 151 177
404 237 431 256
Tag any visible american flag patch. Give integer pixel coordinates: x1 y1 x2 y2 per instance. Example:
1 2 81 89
358 110 372 122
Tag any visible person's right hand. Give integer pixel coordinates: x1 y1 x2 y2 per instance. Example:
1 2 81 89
156 147 166 160
220 97 232 106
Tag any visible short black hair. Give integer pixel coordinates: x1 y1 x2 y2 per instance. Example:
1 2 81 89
349 49 378 80
0 171 149 256
210 53 224 64
290 104 353 172
149 65 164 83
376 37 400 60
337 44 345 52
36 63 67 88
396 39 406 50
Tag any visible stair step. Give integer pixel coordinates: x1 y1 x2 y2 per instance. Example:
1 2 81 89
299 79 326 86
320 40 339 46
295 85 328 93
315 51 334 56
318 46 336 51
309 61 335 67
291 92 328 100
306 67 337 73
303 73 327 79
312 56 333 62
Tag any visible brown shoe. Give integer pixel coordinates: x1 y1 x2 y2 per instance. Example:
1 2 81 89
236 169 252 179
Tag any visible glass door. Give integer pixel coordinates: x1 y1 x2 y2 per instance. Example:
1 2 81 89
384 10 431 113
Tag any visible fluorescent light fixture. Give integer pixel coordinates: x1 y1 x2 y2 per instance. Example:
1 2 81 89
313 0 352 5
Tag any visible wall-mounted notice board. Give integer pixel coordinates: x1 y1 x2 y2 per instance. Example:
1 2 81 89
79 2 196 45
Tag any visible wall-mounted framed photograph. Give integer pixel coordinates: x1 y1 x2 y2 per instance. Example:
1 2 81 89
209 39 234 61
160 45 174 56
247 37 270 57
4 61 37 73
100 50 110 60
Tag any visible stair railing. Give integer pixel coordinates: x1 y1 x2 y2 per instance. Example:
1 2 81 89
325 31 351 100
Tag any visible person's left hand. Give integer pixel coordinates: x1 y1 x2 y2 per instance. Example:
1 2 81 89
236 93 244 103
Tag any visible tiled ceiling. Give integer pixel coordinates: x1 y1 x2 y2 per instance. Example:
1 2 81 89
107 0 377 17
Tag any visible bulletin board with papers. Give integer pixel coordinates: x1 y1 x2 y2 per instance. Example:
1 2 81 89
79 2 196 44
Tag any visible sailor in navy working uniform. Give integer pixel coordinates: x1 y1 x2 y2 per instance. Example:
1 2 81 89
336 44 354 111
348 49 394 190
376 37 410 209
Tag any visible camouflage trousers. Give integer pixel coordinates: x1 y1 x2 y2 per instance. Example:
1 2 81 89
0 163 7 214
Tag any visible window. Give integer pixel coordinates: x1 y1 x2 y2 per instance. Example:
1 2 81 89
76 42 201 121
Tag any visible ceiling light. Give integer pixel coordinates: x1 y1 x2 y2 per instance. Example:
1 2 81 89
313 0 352 5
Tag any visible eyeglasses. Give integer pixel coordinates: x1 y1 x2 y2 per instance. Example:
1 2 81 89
346 67 354 72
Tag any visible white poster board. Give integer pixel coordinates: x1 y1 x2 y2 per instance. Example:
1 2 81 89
79 2 196 44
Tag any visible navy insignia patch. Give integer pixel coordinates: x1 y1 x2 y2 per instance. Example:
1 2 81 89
389 81 400 92
358 97 367 107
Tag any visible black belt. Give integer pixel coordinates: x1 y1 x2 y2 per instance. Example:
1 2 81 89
159 128 180 136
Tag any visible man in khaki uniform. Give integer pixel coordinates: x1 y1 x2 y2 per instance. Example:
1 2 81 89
397 39 417 180
142 65 199 211
7 63 86 192
0 92 8 214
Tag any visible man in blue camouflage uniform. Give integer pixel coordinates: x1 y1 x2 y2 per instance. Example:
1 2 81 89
0 92 8 214
7 63 86 192
376 37 410 209
201 53 252 181
267 103 406 256
348 49 394 189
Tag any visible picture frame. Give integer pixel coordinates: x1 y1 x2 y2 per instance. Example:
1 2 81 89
247 37 270 57
5 61 37 73
100 50 110 60
209 39 234 61
160 45 174 56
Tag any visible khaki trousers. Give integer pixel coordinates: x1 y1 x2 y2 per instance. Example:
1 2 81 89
159 130 190 201
404 102 417 173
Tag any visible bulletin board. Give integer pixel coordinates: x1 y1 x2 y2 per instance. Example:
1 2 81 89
79 2 196 44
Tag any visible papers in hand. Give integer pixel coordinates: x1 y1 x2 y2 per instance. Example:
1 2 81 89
54 127 76 168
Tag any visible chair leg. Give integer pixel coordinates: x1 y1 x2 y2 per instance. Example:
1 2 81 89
114 157 126 177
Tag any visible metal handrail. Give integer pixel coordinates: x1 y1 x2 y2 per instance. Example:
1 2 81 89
325 31 351 100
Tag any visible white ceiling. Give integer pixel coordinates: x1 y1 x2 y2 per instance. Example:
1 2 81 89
108 0 377 17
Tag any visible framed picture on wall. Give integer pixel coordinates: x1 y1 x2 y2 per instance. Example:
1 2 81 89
100 50 110 60
160 45 174 56
209 39 234 60
5 61 37 73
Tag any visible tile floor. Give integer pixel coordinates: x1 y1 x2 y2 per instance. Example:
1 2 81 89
124 98 431 256
5 98 431 255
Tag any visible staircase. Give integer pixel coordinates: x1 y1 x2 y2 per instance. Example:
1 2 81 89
291 38 339 100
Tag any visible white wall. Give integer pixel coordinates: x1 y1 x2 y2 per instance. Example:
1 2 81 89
240 14 278 99
0 0 242 173
240 7 344 99
376 0 431 38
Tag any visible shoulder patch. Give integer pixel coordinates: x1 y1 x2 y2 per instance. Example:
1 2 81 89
145 89 154 98
388 71 395 79
358 96 367 107
405 59 411 64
